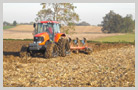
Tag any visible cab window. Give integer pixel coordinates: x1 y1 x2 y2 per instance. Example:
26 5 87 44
53 23 60 33
37 23 43 33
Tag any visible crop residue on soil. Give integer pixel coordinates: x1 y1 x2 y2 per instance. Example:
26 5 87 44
3 40 135 87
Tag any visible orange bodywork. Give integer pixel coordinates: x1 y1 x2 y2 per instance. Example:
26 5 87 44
35 32 50 45
34 32 65 45
54 33 65 43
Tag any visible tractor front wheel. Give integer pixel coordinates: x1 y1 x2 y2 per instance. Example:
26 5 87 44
44 42 58 58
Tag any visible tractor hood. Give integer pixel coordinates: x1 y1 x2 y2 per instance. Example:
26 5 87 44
34 32 50 45
34 32 49 37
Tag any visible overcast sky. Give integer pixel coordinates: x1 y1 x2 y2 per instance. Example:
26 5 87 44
3 3 135 25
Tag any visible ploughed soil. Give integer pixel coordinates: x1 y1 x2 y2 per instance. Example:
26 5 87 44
3 40 135 87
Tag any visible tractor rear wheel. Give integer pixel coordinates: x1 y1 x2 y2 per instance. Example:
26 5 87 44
58 38 70 57
44 42 58 58
58 38 67 57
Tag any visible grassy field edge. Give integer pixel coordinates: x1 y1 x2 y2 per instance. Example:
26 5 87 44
3 26 16 30
3 39 33 41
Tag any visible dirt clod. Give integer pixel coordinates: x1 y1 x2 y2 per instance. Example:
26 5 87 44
3 40 135 87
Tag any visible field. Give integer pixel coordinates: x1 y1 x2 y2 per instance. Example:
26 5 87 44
3 25 135 87
94 33 135 43
3 40 135 87
3 25 125 40
3 25 16 30
3 25 34 39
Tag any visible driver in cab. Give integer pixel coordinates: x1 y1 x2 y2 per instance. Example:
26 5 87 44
46 26 53 34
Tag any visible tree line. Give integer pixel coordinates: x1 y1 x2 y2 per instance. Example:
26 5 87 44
3 21 17 26
3 21 34 26
101 10 135 33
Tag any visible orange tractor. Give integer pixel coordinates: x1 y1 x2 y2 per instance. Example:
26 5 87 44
20 21 92 60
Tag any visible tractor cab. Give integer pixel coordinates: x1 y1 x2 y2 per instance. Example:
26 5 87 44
34 21 60 41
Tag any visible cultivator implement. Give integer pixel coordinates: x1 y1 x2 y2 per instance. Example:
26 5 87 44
69 37 92 54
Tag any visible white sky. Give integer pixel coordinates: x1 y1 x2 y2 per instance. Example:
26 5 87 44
3 3 135 25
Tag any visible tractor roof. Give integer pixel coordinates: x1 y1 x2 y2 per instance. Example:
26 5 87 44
40 21 59 24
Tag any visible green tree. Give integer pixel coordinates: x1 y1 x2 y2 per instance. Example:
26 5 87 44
76 21 91 26
101 10 123 33
13 21 17 26
35 3 80 33
36 9 53 21
121 14 135 33
3 21 10 26
101 10 135 33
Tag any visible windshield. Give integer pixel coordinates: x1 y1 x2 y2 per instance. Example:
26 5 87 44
35 23 60 41
36 23 60 34
37 23 43 33
43 23 53 34
37 23 54 40
37 23 53 34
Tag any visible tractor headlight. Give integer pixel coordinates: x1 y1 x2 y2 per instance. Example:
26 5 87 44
34 37 44 44
36 41 42 43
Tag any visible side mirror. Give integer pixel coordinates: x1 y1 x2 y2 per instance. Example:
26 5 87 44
33 23 36 28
